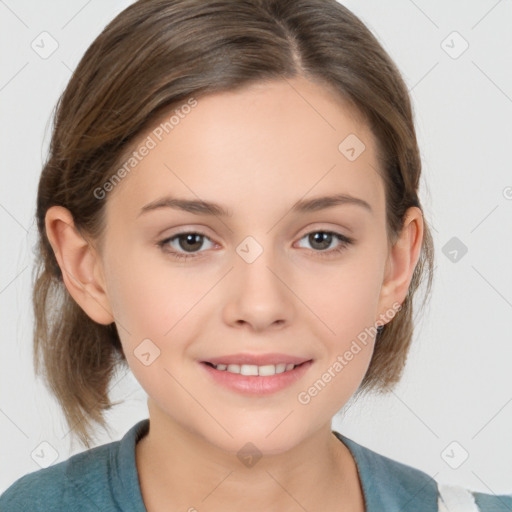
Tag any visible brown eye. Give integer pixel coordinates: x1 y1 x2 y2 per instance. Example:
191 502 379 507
308 232 333 250
158 231 215 260
176 233 204 252
296 231 354 257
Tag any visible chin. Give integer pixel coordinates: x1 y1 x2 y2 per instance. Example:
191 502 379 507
206 421 312 458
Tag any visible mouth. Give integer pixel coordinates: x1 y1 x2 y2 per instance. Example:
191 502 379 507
201 361 307 376
199 355 314 395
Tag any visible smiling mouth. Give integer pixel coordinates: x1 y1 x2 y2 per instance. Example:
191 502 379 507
202 361 308 376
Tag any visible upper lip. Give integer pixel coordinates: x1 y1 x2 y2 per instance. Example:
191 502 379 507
202 353 312 366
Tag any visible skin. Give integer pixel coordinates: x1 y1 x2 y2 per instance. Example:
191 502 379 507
45 76 423 511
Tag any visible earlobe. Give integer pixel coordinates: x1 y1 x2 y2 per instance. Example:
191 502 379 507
378 206 424 319
45 206 114 325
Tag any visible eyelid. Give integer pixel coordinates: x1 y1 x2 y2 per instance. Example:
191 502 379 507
294 222 353 239
293 230 354 255
158 224 353 245
158 229 217 249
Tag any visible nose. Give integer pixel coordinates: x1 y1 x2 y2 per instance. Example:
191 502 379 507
221 245 295 333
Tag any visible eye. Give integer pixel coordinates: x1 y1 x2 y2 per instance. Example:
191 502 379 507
295 230 354 257
158 231 215 260
158 229 354 262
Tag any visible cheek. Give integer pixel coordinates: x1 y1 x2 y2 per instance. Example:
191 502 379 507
297 247 386 342
282 249 386 406
103 248 222 393
294 272 382 420
103 255 204 398
104 247 210 338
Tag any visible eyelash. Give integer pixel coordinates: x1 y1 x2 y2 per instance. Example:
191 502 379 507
157 230 354 261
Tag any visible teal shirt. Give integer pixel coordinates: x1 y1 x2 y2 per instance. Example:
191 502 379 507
1 419 510 511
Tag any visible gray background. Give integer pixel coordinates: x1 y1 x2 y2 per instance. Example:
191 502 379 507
1 0 511 496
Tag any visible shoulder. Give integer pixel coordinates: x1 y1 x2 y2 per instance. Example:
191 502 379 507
335 432 439 511
333 431 512 512
473 491 512 511
0 419 149 512
438 484 512 511
0 441 117 512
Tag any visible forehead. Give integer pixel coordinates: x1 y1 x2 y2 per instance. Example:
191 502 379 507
105 76 384 222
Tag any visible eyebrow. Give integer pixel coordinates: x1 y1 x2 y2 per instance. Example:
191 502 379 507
138 193 373 218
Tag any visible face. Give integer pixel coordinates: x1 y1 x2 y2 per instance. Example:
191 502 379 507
98 76 394 454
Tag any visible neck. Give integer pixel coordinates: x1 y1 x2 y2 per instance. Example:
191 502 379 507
135 400 365 512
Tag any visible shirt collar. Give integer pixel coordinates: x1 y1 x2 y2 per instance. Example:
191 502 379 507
116 419 149 511
333 430 438 512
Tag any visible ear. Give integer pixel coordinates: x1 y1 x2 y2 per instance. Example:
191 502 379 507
45 206 114 325
376 206 424 323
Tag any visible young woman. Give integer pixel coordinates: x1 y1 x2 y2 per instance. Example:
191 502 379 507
1 1 510 510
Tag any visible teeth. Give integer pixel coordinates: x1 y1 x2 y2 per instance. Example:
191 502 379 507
240 364 258 376
259 364 278 376
212 362 299 376
276 363 287 374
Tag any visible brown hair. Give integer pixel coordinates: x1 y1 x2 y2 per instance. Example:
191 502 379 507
34 0 434 447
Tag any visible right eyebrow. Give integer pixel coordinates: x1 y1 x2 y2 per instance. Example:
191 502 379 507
138 196 232 218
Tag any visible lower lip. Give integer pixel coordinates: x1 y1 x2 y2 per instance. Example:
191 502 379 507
200 361 313 395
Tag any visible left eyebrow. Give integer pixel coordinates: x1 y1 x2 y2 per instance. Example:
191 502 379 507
292 193 373 214
137 193 373 218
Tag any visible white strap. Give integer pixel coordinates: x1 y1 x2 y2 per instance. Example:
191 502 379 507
437 483 480 512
